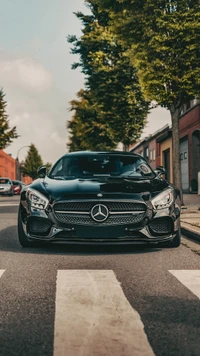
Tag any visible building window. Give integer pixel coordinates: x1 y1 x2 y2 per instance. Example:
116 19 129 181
152 149 155 161
150 150 153 161
145 147 149 160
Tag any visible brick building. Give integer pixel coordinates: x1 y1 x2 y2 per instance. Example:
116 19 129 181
130 99 200 193
0 150 16 179
0 150 32 184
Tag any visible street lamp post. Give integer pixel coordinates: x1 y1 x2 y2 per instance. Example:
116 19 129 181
16 145 30 180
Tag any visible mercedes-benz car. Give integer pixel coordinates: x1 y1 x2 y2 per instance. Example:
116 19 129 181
0 178 14 196
18 151 181 248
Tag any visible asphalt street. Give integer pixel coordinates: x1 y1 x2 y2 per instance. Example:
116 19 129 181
0 195 200 356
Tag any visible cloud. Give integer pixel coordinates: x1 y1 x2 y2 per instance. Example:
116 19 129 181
0 57 52 92
0 54 67 163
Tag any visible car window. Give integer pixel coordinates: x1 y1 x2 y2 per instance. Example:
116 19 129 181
12 181 20 186
0 179 10 184
49 155 155 179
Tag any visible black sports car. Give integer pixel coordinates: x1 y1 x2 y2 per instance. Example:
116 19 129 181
18 151 181 248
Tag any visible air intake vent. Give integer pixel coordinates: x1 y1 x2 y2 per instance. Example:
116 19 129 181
28 218 51 236
149 218 173 235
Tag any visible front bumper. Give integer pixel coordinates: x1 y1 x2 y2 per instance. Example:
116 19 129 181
0 190 12 195
20 203 180 245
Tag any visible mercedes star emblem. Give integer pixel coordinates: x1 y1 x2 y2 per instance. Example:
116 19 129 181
91 204 109 222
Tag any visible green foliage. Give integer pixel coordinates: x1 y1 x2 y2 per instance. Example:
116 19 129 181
22 144 43 180
67 3 149 150
67 90 117 151
0 88 19 149
91 0 200 195
92 0 200 111
45 162 52 174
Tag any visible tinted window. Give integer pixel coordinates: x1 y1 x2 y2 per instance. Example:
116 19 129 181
49 154 155 179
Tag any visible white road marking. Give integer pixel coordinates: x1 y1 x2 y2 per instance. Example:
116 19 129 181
54 270 154 356
0 270 5 278
0 203 19 207
169 270 200 299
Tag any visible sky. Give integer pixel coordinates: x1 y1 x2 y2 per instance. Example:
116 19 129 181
0 0 171 164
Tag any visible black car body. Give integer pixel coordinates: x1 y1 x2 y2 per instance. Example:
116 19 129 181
18 151 181 248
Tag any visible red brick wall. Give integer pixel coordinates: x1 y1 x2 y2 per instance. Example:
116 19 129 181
22 176 32 184
179 105 200 135
0 150 16 180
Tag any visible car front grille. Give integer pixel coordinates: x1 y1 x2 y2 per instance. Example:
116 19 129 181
54 201 146 212
54 212 145 225
53 200 146 226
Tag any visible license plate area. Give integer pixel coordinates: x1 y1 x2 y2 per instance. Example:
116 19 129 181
76 226 124 238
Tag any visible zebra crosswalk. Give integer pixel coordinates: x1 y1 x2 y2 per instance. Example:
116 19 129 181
0 270 5 278
54 270 155 356
0 269 200 356
169 270 200 299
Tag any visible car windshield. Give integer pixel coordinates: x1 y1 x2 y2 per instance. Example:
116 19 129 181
0 179 10 184
49 154 155 179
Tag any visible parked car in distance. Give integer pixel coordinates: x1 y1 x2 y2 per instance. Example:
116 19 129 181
0 177 14 196
17 151 182 248
12 180 26 195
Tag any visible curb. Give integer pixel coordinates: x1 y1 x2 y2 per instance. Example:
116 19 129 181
181 226 200 244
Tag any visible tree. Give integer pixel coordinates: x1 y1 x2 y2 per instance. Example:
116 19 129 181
45 162 52 174
67 89 118 151
0 88 19 149
22 144 43 180
92 0 200 200
67 3 149 151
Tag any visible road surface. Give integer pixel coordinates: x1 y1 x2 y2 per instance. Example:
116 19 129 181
0 195 200 356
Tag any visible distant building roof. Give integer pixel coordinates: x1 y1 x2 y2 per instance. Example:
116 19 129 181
130 124 171 151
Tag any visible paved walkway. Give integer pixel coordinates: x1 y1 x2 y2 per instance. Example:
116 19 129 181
181 194 200 243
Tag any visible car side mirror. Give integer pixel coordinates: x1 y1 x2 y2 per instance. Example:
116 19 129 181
37 166 47 177
155 166 166 177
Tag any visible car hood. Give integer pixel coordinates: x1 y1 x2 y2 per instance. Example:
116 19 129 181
29 176 170 202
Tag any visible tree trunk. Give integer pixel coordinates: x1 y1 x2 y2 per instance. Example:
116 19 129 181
170 106 184 205
123 144 130 152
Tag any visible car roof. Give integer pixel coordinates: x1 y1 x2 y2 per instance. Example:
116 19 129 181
61 151 142 159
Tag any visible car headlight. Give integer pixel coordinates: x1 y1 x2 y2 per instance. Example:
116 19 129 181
151 189 174 210
26 188 49 210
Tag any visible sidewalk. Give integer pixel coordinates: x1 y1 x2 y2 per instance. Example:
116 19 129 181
181 194 200 243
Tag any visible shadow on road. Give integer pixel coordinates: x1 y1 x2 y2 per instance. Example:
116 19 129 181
0 225 163 255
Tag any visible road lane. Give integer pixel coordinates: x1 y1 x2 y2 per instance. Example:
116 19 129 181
0 197 200 356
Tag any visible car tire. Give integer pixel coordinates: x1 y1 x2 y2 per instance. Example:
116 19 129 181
18 207 36 248
171 228 181 247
